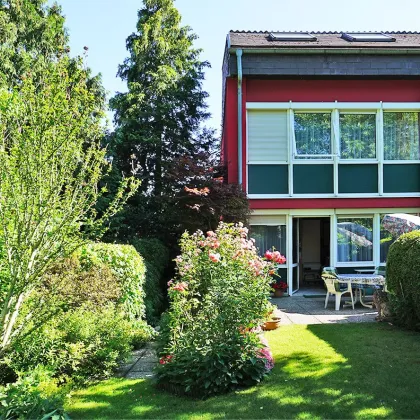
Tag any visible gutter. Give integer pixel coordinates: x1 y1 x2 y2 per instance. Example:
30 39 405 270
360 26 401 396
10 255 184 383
236 49 243 186
229 47 420 55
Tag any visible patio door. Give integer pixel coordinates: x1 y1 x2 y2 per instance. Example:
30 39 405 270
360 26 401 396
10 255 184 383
291 218 300 294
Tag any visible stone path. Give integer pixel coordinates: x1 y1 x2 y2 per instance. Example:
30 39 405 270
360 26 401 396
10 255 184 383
116 342 158 379
272 295 378 325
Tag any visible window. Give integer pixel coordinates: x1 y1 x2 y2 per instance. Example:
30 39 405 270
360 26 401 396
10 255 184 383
294 113 332 159
384 112 420 160
341 33 395 42
380 215 396 263
340 114 376 159
269 32 317 41
337 218 373 262
248 111 288 162
250 225 286 259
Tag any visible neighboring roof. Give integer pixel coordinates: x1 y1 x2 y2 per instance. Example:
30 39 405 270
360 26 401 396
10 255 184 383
228 31 420 49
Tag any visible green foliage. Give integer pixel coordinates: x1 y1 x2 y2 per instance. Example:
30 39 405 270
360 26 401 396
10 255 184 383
0 56 139 352
8 304 144 384
0 367 69 420
156 222 277 397
386 230 420 330
156 336 270 397
107 0 218 244
77 243 147 320
0 0 68 85
130 238 169 324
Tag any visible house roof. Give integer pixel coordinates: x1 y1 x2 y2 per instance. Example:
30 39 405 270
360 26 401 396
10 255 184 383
228 31 420 50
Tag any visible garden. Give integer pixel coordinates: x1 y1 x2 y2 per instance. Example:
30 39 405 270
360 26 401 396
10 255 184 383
2 1 420 419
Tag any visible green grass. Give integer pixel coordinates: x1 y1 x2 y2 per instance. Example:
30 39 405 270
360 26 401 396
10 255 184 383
66 323 420 419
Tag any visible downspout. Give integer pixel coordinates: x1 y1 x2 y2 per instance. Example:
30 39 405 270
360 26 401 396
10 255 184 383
236 49 243 185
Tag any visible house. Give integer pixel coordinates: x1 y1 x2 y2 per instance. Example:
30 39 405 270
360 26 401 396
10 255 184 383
221 31 420 294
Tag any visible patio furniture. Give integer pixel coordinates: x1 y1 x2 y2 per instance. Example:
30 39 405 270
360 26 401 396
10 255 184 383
336 273 385 308
322 268 354 311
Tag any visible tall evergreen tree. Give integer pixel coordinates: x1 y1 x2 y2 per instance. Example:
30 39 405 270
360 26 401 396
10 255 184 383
0 0 67 84
109 0 215 242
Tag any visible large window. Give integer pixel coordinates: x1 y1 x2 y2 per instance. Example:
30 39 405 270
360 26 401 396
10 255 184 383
337 218 373 262
380 214 396 263
250 225 286 260
384 112 420 160
340 114 376 159
294 113 332 159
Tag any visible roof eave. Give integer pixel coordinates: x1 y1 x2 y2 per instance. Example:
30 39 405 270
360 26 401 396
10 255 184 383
229 47 420 55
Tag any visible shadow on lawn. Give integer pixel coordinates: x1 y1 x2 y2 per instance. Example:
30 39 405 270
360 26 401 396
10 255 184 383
68 323 420 419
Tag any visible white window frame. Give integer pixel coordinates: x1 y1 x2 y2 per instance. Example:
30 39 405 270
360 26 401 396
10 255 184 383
336 215 375 267
292 110 334 160
338 111 378 161
246 102 420 199
382 110 420 163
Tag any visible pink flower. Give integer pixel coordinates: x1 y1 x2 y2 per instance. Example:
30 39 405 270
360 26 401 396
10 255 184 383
257 347 274 371
265 250 273 260
172 282 188 292
159 355 173 365
272 251 286 264
207 231 216 237
210 240 220 249
239 227 249 237
167 279 174 287
209 252 220 262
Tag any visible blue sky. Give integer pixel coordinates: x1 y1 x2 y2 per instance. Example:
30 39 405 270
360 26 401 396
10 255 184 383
57 0 420 134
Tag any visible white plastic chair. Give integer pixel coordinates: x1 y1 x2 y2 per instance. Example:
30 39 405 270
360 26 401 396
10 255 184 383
322 268 354 311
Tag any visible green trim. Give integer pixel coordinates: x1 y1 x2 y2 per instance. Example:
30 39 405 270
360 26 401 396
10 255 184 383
384 164 420 193
248 165 288 194
293 164 333 194
338 164 378 193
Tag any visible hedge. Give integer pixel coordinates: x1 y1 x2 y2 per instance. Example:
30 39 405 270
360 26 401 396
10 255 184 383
386 230 420 330
78 242 146 319
130 238 169 325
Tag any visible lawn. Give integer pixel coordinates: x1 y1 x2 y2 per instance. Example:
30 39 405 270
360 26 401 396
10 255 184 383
66 323 420 419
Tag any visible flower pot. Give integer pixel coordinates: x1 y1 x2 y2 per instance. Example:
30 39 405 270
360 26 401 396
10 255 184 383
262 320 280 330
273 289 284 298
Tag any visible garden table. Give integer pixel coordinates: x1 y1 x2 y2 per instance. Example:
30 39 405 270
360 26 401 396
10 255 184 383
337 274 385 308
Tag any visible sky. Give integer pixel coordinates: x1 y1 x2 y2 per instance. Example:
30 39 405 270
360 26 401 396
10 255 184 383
57 0 420 134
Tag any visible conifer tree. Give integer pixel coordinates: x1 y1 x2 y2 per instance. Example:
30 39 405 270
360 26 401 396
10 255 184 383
109 0 215 241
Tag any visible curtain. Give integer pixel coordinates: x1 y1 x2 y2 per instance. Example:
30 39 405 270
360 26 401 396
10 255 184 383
294 113 331 158
250 225 286 258
340 114 376 159
384 112 420 160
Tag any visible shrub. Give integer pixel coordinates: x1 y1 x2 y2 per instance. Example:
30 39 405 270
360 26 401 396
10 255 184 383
130 238 170 324
386 230 420 330
155 222 279 397
8 304 147 384
78 243 146 319
0 367 69 420
40 255 122 311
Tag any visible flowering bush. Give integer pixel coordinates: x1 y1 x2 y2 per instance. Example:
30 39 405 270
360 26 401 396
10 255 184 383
272 281 288 291
155 222 277 397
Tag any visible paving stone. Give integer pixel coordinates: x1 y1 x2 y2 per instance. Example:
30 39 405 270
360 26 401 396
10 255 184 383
131 362 156 372
125 371 155 379
273 295 378 326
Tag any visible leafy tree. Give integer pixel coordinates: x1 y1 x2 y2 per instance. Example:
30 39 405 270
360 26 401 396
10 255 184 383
0 0 68 84
0 57 138 353
109 0 215 242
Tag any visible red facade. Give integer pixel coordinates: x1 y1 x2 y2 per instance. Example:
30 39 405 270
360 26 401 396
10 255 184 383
222 78 420 209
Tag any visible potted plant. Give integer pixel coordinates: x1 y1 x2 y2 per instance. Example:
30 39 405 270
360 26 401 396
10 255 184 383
272 281 287 298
